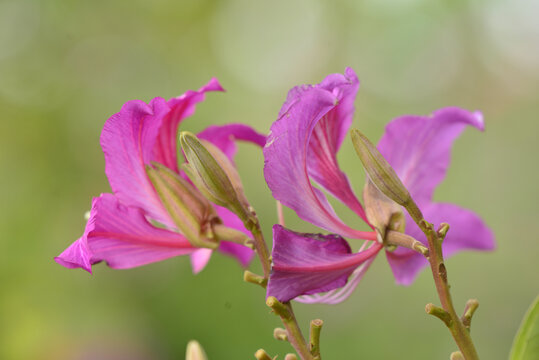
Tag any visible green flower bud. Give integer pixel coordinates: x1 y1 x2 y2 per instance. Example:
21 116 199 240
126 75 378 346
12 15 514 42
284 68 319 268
351 129 423 223
351 129 410 205
146 162 219 249
180 131 251 223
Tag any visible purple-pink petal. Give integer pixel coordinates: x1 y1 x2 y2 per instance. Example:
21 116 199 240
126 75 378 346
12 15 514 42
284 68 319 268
197 123 266 162
55 194 196 273
386 202 495 285
264 69 373 240
55 237 92 273
101 97 173 226
307 68 367 220
154 78 225 173
296 245 377 304
377 107 485 206
267 225 382 302
101 79 223 227
190 248 213 274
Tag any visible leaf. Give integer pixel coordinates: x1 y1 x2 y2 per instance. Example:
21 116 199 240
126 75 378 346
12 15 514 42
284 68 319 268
509 295 539 360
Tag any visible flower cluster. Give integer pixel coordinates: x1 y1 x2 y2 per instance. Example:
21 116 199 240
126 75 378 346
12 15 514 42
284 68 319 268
263 68 495 303
56 70 494 300
55 79 266 274
55 69 496 359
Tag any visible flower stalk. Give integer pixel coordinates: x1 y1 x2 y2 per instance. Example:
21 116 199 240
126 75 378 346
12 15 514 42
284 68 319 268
351 123 482 359
241 209 314 359
243 270 267 289
267 297 314 360
417 218 479 359
244 217 271 280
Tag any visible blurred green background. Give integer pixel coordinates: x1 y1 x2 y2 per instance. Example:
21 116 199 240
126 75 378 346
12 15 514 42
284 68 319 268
1 0 538 359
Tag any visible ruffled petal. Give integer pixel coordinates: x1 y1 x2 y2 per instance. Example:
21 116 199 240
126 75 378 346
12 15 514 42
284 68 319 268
54 237 92 273
267 225 382 302
101 79 223 226
55 194 196 273
377 107 485 205
197 123 266 161
386 202 495 285
307 68 367 220
264 68 373 240
154 78 225 173
101 97 173 225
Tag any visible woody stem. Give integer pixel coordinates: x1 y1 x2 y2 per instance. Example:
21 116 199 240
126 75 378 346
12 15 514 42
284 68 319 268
407 202 479 359
247 218 271 279
266 297 314 360
425 223 478 359
245 217 314 360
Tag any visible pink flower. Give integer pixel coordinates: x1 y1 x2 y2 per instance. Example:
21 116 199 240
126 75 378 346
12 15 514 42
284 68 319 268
263 68 495 303
55 79 266 274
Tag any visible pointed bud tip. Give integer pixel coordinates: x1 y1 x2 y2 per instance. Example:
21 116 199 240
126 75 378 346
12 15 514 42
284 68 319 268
351 129 411 206
179 130 196 142
179 131 250 222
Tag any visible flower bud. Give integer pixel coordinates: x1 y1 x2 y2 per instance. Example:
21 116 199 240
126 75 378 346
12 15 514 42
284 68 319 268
146 162 219 249
186 340 207 360
351 129 411 206
180 131 251 223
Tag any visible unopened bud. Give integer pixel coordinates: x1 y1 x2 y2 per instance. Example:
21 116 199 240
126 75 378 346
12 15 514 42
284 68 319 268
351 129 423 223
146 162 219 249
180 132 250 223
186 340 207 360
351 129 410 205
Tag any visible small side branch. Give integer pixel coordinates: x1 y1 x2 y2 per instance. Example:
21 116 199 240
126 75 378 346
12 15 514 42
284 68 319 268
385 230 429 257
437 223 450 240
309 319 323 360
266 297 313 360
425 303 452 328
254 349 273 360
244 270 267 289
450 351 465 360
461 299 479 331
273 328 288 342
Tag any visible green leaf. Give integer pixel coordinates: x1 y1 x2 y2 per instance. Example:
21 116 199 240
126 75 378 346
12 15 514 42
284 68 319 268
509 295 539 360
